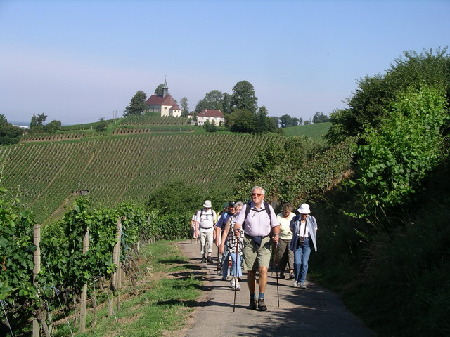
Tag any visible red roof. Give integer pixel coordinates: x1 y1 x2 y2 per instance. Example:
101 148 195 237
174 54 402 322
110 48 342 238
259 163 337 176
198 109 224 118
146 94 180 110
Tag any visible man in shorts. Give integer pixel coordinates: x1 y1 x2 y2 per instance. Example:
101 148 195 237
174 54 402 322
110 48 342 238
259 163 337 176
234 186 279 311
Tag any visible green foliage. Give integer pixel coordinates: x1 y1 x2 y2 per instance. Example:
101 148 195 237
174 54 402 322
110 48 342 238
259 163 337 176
124 90 147 116
194 90 224 112
0 114 23 144
354 85 448 212
203 120 218 132
326 47 450 144
227 109 257 133
0 190 36 306
94 118 108 132
30 113 47 132
234 136 355 208
146 180 204 216
154 83 165 96
312 112 330 124
279 114 301 128
231 80 258 114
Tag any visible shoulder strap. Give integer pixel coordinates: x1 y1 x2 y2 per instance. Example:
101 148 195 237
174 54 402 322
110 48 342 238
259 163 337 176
243 201 272 229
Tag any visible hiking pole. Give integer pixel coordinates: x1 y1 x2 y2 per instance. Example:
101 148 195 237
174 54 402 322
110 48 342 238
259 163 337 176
233 234 239 312
274 242 280 307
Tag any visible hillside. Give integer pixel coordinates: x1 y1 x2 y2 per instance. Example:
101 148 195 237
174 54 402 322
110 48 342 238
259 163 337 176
283 122 330 140
0 133 286 223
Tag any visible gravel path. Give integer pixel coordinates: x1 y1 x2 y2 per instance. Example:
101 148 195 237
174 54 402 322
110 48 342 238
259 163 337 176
174 240 376 337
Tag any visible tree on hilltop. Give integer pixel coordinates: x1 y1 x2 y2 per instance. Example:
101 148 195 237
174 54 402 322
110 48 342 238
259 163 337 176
124 91 147 116
195 90 224 112
231 80 258 114
279 114 301 128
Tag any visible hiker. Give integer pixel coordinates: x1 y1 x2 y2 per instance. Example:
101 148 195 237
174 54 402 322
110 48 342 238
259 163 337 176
289 203 318 289
276 203 296 279
195 200 218 263
191 213 199 244
219 201 244 285
215 201 237 279
234 186 279 311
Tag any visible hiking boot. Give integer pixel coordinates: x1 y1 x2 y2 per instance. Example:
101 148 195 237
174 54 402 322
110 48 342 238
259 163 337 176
207 256 213 264
289 272 295 279
201 257 206 263
248 299 257 310
257 298 267 311
279 272 285 279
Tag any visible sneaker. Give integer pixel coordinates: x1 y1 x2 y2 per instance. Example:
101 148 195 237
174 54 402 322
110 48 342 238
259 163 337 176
248 299 257 310
257 298 267 311
289 272 295 279
300 282 307 289
207 256 213 264
235 281 241 291
293 280 298 287
230 278 236 289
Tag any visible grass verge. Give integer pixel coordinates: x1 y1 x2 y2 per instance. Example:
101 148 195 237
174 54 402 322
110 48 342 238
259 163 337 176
52 240 202 337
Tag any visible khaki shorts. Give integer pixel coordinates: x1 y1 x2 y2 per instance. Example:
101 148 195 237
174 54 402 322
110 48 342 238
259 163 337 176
243 235 272 271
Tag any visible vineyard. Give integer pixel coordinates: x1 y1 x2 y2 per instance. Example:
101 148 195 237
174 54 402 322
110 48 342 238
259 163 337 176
0 126 357 336
0 133 286 223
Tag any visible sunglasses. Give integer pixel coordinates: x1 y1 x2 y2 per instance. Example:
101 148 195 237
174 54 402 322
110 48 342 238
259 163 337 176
251 193 262 197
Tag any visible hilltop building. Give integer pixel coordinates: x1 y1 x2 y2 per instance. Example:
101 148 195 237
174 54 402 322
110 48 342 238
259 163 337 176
196 109 225 126
145 80 181 117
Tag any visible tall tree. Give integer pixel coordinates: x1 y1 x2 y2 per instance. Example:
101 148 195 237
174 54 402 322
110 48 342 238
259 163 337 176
231 80 258 114
195 90 224 112
180 97 189 116
124 91 147 116
222 93 232 114
30 113 47 132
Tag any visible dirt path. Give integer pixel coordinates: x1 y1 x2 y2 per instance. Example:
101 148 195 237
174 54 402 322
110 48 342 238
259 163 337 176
174 240 376 337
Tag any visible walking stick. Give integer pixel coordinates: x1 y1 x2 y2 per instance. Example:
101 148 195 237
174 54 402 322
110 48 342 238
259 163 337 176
274 242 280 307
233 232 239 312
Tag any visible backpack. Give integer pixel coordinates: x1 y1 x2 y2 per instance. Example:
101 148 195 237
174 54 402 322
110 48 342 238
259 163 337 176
242 201 272 230
198 208 216 222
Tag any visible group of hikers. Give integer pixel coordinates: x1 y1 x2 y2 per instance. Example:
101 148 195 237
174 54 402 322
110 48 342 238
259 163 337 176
190 186 318 311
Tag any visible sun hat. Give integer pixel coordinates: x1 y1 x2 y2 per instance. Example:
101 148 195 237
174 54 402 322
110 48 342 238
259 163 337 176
203 200 212 208
297 203 311 214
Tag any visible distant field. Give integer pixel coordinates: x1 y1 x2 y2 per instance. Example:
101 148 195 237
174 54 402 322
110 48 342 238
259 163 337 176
283 122 331 141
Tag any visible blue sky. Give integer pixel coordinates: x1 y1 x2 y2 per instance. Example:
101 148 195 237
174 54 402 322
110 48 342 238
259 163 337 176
1 0 449 125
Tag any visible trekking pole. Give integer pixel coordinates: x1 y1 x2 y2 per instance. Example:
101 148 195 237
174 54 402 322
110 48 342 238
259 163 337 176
274 242 280 307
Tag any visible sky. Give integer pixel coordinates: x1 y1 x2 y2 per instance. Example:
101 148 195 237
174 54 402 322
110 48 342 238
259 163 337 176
1 0 449 125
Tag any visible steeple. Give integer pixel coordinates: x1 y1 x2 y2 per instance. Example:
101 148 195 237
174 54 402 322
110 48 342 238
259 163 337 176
162 77 169 97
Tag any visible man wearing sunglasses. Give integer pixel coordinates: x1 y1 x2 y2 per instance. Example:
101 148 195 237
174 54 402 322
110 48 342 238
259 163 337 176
234 186 280 311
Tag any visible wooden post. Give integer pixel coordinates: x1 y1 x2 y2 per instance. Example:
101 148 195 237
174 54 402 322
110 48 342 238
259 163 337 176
80 227 89 332
109 219 122 316
33 224 41 337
